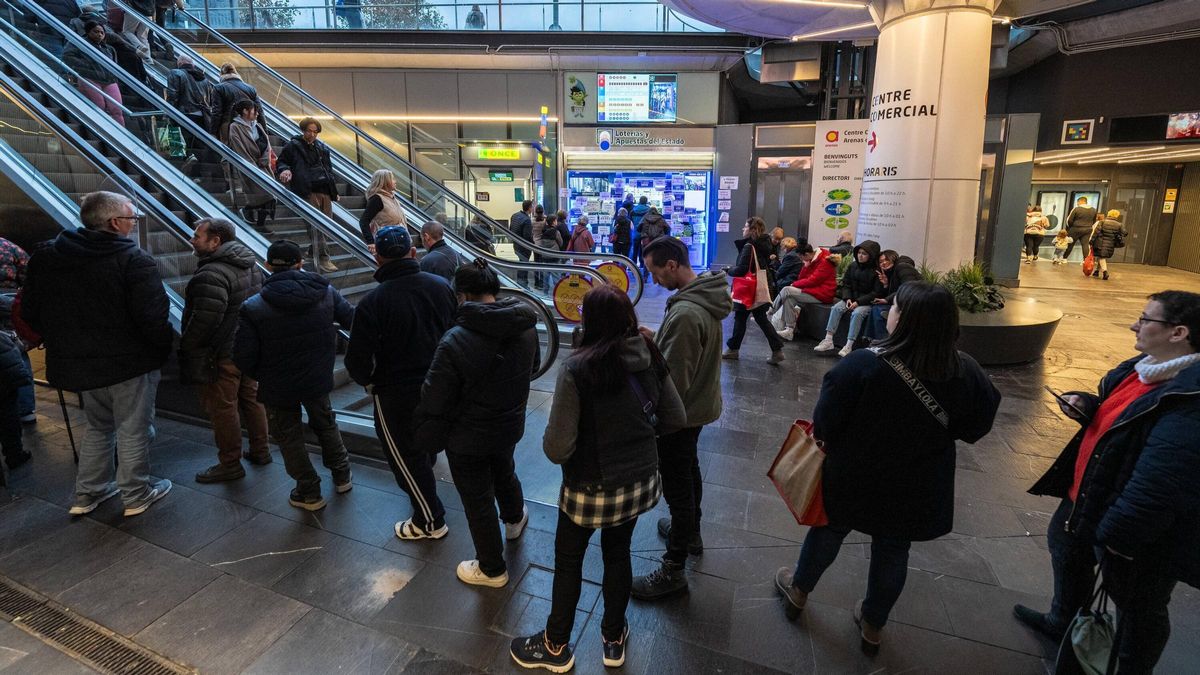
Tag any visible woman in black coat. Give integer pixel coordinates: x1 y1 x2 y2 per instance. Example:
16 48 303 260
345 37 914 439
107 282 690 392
724 216 785 363
1089 210 1127 281
612 208 632 257
774 282 1001 654
413 259 540 588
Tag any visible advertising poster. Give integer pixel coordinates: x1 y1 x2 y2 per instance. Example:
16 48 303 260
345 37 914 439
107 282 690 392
807 120 869 247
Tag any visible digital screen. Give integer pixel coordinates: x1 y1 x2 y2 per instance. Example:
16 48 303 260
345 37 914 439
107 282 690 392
1167 112 1200 140
597 74 677 123
488 170 514 182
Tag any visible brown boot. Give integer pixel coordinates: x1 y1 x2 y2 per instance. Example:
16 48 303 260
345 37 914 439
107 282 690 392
854 600 882 655
774 567 808 620
195 462 246 483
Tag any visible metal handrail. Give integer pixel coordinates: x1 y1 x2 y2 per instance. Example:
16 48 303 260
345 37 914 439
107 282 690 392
142 1 644 304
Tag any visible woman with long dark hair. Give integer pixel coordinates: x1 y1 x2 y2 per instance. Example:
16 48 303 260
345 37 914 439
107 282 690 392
724 216 785 363
774 282 1001 654
511 284 685 672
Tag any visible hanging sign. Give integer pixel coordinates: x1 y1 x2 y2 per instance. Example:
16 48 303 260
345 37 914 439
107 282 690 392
807 120 869 247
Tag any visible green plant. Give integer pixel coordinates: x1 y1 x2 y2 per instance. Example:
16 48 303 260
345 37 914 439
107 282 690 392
941 261 1005 313
241 0 299 28
833 253 852 284
362 0 447 29
918 263 943 285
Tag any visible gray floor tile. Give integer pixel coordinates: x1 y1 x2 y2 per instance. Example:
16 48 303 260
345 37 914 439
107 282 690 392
191 511 334 586
136 574 310 675
0 621 100 674
892 538 1000 585
643 630 788 674
952 497 1034 538
0 517 145 597
272 534 425 624
965 535 1056 597
264 481 405 549
166 457 294 510
110 483 258 557
0 495 65 553
936 575 1057 658
244 608 419 675
56 544 220 637
727 579 817 673
624 560 735 653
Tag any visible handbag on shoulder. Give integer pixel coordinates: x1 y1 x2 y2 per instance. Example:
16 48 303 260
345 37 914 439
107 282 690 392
730 245 771 309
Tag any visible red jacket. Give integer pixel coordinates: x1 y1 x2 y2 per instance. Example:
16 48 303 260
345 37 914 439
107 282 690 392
791 248 837 303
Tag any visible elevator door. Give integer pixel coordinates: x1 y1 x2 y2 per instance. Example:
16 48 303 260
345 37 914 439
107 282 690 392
754 156 812 239
1110 186 1157 264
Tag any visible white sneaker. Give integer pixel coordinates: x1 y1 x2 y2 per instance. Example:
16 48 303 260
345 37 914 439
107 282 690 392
776 328 794 341
69 487 120 516
123 479 172 517
813 337 835 352
837 343 853 358
457 559 509 588
505 506 529 540
394 518 448 541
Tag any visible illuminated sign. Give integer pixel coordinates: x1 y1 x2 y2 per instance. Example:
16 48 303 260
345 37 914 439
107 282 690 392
488 170 514 182
477 148 521 160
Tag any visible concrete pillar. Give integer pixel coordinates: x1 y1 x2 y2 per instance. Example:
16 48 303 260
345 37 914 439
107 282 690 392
856 0 998 272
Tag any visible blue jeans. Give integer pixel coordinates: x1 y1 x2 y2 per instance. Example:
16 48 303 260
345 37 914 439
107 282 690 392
17 351 34 417
76 370 160 505
791 525 911 627
865 304 889 341
1046 498 1097 629
825 301 871 341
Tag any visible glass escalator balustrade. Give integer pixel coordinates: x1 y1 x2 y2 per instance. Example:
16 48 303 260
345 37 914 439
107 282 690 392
102 0 644 308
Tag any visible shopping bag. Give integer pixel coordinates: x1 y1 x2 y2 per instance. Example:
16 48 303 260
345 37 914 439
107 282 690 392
1082 252 1096 277
731 247 771 309
1053 575 1121 675
155 121 187 159
767 419 829 527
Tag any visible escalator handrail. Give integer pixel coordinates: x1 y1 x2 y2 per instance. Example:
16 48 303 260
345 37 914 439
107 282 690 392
498 285 560 381
134 1 644 301
5 0 377 269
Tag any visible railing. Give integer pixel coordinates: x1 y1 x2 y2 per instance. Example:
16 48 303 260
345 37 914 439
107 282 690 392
171 0 723 32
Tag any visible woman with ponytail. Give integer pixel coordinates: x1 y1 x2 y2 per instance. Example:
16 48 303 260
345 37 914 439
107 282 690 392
414 258 541 588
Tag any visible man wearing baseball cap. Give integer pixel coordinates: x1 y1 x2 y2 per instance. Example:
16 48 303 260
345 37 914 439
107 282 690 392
346 226 458 539
233 240 356 510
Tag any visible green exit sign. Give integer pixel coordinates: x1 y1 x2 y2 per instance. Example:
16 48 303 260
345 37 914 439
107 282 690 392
478 148 521 161
489 170 514 182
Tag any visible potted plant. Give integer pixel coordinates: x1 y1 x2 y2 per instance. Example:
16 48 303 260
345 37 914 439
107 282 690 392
940 261 1004 313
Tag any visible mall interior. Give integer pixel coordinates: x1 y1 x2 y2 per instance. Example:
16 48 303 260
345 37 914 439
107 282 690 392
1 0 1200 673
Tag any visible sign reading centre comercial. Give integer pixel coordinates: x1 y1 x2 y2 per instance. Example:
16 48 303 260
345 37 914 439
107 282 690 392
808 120 869 247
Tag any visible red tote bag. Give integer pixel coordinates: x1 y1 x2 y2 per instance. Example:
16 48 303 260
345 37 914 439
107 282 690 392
767 419 829 527
730 246 771 309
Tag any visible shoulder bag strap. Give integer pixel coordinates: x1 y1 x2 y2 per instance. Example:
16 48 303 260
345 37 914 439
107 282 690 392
624 369 658 425
869 348 950 428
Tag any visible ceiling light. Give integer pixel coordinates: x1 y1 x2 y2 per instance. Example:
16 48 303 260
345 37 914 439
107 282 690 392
1117 148 1200 164
288 115 561 123
791 20 877 41
1076 146 1168 164
1035 147 1112 163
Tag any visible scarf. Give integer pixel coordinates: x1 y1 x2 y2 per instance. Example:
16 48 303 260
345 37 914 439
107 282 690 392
1134 352 1200 384
220 72 242 82
231 115 259 141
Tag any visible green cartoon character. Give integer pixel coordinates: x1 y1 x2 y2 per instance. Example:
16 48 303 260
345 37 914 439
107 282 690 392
568 77 587 108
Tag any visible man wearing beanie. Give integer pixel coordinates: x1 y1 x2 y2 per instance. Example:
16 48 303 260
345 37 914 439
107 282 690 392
233 240 355 511
346 226 457 539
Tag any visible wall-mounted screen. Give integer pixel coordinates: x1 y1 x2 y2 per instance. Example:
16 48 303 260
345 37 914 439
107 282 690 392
597 74 677 123
1167 112 1200 140
488 170 514 182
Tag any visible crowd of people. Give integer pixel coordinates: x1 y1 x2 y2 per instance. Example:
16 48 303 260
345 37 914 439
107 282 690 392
1025 198 1128 281
1 186 1197 673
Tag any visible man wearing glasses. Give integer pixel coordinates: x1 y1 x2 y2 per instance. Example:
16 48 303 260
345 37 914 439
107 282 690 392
1015 291 1200 673
21 191 173 517
276 117 338 273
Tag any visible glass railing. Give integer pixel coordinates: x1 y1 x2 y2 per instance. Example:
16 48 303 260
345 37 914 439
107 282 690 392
126 0 644 306
166 1 723 32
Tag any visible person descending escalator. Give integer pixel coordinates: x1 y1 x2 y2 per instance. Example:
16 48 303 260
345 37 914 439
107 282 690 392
276 116 338 272
165 54 214 176
225 100 276 230
358 169 407 246
62 21 126 127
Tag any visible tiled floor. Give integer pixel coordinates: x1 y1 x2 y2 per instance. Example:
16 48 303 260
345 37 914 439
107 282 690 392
2 259 1200 674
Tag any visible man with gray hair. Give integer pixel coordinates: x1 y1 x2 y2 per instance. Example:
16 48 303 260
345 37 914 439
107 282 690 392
182 218 270 484
21 191 173 517
418 219 461 282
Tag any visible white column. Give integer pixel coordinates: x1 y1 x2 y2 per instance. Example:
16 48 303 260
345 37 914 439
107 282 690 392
855 1 998 271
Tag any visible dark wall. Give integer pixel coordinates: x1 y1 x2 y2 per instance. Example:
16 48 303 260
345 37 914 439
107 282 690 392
989 37 1200 151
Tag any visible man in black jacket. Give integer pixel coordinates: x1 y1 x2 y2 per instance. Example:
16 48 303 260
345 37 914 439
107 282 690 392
418 220 461 282
21 191 172 517
509 200 533 285
346 226 457 540
233 240 355 511
277 117 337 273
165 55 213 174
181 218 270 484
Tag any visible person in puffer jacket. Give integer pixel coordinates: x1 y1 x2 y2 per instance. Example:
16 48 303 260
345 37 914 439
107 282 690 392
0 329 31 482
233 240 355 511
414 259 540 588
180 219 270 484
771 244 836 340
814 239 882 357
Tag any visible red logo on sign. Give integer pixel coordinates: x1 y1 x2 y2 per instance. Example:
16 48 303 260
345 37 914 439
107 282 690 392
867 131 877 152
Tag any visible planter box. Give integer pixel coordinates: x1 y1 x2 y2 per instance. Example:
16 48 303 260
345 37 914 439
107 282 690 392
957 298 1063 366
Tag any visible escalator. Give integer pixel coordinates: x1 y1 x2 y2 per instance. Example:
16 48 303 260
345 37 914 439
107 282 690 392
0 35 559 454
119 0 645 311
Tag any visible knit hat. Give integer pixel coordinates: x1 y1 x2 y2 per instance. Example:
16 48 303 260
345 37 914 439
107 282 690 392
374 225 412 258
266 240 303 267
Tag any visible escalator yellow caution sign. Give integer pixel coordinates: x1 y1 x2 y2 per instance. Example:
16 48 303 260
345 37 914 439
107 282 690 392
553 274 593 323
595 262 630 293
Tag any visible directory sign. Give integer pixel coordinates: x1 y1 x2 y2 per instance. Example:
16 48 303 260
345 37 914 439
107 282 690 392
597 74 677 123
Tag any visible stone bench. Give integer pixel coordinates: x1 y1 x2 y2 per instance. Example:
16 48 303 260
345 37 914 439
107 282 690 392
798 302 850 345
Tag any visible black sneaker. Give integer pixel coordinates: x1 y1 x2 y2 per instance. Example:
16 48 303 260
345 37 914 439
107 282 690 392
195 462 246 483
510 631 574 672
4 450 31 470
630 562 688 600
602 623 629 668
656 517 703 555
288 489 327 512
1013 604 1067 642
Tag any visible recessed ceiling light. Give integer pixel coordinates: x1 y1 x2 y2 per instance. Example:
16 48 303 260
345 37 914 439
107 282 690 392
791 20 876 41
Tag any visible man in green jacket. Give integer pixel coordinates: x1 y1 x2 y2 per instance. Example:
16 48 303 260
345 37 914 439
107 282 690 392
632 236 732 600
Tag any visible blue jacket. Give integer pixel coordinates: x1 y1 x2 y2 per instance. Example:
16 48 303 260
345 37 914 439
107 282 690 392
232 270 353 407
630 203 650 229
774 251 803 288
1030 355 1200 588
345 258 456 394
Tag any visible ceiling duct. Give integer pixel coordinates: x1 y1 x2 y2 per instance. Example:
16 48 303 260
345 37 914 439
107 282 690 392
758 42 822 83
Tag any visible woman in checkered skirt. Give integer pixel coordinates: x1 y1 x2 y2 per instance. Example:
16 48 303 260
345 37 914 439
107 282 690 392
510 284 686 672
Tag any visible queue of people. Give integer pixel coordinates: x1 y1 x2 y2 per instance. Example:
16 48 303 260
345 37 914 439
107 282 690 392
1023 198 1129 281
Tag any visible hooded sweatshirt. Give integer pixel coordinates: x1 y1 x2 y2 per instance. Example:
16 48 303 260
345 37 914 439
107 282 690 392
233 269 355 407
657 271 733 427
839 240 882 305
179 241 262 383
415 297 541 454
166 64 213 117
639 210 667 241
21 227 171 391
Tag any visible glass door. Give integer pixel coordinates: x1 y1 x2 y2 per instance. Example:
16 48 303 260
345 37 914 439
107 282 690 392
1111 187 1157 264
